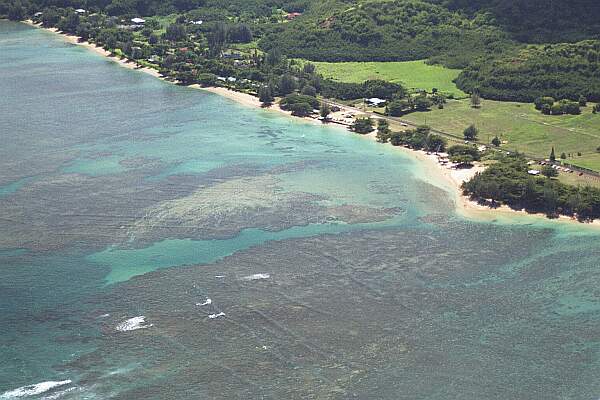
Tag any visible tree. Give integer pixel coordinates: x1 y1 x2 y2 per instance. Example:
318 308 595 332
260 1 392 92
579 95 587 107
491 136 501 147
164 24 187 42
549 147 556 162
265 48 282 67
351 118 374 134
376 119 391 142
470 92 481 108
543 181 558 216
148 34 159 45
76 23 93 41
176 69 195 85
303 63 316 74
301 85 317 97
541 165 558 178
463 124 479 141
541 104 552 115
258 86 274 107
414 95 432 111
197 73 218 87
58 12 80 33
385 100 408 117
228 24 253 43
448 145 481 161
319 102 331 120
560 152 567 160
594 104 600 114
451 154 475 167
278 74 296 96
425 134 447 152
7 3 25 21
207 23 227 56
288 102 313 117
535 96 555 110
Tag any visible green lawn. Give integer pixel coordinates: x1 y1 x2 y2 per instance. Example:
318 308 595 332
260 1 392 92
312 60 467 98
401 99 600 171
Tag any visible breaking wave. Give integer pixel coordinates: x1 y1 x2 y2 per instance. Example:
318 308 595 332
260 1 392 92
0 380 72 399
115 316 153 332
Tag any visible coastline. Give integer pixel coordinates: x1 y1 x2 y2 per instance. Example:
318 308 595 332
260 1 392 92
22 20 599 229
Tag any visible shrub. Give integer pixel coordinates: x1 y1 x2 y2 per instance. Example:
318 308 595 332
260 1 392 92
279 94 319 110
351 118 374 134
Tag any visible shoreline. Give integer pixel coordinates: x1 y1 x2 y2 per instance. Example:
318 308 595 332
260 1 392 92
22 20 599 229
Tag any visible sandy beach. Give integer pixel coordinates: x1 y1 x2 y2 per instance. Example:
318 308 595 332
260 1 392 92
22 20 600 228
23 20 163 78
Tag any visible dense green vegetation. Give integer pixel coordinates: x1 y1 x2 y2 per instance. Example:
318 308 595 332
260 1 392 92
260 0 513 68
463 154 600 221
4 0 600 105
430 0 600 43
456 41 600 102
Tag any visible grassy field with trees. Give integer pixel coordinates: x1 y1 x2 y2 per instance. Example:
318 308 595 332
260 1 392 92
311 60 467 98
401 99 600 171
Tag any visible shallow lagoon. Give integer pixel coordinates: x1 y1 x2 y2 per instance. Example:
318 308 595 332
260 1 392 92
1 20 600 399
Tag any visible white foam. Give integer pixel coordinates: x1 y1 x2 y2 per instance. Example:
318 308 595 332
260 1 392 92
115 316 153 332
196 298 212 306
208 312 226 319
241 273 270 281
0 380 72 399
40 387 77 400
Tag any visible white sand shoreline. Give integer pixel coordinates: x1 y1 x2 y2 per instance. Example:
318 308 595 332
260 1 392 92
21 20 599 229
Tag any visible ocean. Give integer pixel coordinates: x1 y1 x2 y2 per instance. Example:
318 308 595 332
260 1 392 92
1 20 600 399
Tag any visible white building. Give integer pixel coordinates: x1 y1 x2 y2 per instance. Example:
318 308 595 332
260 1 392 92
366 98 387 106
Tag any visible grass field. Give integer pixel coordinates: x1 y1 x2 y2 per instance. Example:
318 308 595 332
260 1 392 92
312 60 467 98
401 99 600 171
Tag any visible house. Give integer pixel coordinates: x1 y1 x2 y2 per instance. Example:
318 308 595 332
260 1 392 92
33 11 43 17
75 8 86 13
190 20 203 25
286 12 302 20
366 98 387 107
528 170 541 176
131 18 146 25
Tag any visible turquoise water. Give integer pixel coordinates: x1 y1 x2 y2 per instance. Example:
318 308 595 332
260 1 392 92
2 20 600 399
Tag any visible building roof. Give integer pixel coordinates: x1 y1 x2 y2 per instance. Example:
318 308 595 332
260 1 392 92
131 18 146 24
367 97 386 105
75 8 86 13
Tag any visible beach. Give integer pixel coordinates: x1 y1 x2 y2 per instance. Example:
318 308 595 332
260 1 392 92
22 20 600 228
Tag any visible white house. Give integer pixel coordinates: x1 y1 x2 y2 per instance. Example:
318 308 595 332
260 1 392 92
75 8 86 13
366 98 387 106
131 18 146 24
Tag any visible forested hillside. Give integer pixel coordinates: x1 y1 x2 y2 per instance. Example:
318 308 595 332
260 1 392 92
260 0 513 67
431 0 600 43
456 41 600 102
3 0 600 102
